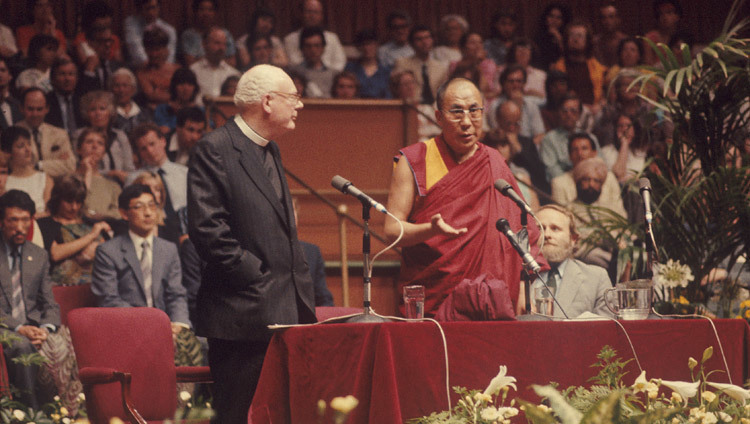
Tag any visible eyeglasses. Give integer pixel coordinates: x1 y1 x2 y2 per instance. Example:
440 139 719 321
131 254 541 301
271 91 302 105
129 202 158 212
442 107 483 122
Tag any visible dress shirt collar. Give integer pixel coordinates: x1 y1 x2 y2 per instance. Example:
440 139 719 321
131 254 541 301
128 230 154 256
234 115 269 147
549 258 569 281
117 102 142 119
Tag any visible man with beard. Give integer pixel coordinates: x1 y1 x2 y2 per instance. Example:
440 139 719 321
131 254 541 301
531 204 613 318
550 20 607 108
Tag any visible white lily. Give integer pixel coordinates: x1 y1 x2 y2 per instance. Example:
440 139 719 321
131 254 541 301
483 365 517 396
707 382 750 403
330 395 359 414
659 379 700 404
632 371 659 398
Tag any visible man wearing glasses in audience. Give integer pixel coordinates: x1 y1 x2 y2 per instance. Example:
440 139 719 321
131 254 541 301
384 77 547 320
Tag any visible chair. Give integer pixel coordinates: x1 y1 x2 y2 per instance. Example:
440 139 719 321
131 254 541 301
67 307 211 424
52 284 98 326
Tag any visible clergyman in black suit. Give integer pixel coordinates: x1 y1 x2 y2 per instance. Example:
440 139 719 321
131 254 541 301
187 64 316 424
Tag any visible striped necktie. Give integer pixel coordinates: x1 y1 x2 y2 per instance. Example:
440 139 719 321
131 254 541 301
10 248 25 321
140 240 153 307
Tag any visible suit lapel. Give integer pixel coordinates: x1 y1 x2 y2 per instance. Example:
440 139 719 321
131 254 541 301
557 260 584 312
0 242 12 311
121 237 147 303
150 238 164 306
228 120 290 231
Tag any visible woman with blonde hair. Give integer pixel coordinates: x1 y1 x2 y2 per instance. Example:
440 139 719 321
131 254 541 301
130 171 181 243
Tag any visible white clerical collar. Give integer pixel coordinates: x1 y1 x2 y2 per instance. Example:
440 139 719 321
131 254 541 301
234 115 269 147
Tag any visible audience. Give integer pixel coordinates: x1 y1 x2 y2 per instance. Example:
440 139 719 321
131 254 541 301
0 126 53 215
503 38 547 101
377 10 414 68
533 2 571 70
110 67 152 136
167 106 205 166
389 70 440 142
15 0 67 57
15 34 57 93
123 0 177 67
73 128 121 220
450 32 499 102
45 57 83 136
289 27 337 98
330 71 358 99
487 65 545 144
236 8 288 69
550 20 607 108
77 23 121 94
393 25 448 105
600 113 649 183
0 58 22 129
136 27 179 109
72 1 123 66
643 0 683 65
592 1 628 68
189 27 240 101
433 14 468 63
283 0 346 71
484 11 518 67
180 0 236 67
0 18 18 60
344 29 391 99
240 34 273 70
153 68 200 135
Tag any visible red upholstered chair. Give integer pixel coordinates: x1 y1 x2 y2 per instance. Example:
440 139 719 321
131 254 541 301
67 307 211 424
52 284 98 326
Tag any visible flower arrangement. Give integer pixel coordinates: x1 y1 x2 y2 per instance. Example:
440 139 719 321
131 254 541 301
653 260 695 290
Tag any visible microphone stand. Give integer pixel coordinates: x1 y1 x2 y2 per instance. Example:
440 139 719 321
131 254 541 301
346 201 391 323
518 211 532 313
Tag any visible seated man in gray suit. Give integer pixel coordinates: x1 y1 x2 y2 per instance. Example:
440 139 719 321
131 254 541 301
91 184 190 332
530 204 613 318
0 190 61 409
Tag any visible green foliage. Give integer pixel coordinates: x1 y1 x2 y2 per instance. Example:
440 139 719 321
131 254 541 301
588 345 633 389
11 353 49 367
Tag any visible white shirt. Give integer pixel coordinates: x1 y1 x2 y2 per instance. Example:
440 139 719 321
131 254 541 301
116 101 143 119
284 29 346 71
128 230 154 307
189 58 240 100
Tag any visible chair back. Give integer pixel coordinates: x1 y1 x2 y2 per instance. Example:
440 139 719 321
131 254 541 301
52 284 98 326
68 307 178 423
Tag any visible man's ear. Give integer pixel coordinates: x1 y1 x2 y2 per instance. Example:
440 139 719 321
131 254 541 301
261 94 273 114
119 208 129 221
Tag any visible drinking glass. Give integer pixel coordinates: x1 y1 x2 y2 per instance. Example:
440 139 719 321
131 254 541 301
403 285 425 319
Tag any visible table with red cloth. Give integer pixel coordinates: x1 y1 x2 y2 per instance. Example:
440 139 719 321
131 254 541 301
249 319 750 423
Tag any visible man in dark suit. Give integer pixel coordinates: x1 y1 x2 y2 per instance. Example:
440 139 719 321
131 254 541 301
91 184 190 329
78 25 122 95
45 57 83 136
0 58 22 130
530 204 613 318
188 64 316 424
0 190 60 409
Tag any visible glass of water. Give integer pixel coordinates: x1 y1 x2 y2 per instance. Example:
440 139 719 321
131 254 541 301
534 285 555 316
403 285 425 319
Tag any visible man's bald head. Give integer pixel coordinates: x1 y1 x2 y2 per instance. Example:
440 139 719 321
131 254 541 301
435 77 481 111
234 64 291 107
496 100 522 135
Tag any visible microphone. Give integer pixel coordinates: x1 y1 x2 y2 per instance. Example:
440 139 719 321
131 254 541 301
331 175 388 214
494 178 533 215
495 218 541 273
639 177 653 224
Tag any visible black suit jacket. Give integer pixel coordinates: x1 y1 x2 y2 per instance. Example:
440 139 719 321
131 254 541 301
187 118 316 341
45 90 83 131
0 96 22 130
512 134 551 199
300 241 333 306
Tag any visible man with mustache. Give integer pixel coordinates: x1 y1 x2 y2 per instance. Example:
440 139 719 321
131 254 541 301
531 204 613 318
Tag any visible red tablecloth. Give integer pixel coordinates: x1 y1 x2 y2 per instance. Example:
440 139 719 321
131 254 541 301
249 319 750 423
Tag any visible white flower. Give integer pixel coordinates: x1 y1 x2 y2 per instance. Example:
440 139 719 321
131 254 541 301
78 392 86 402
62 418 71 424
718 412 733 422
480 406 501 420
483 366 517 396
12 410 25 420
497 406 519 418
330 395 358 414
54 395 61 402
632 370 659 398
702 391 717 403
179 391 192 402
706 381 750 402
653 259 694 288
660 379 700 403
473 392 492 403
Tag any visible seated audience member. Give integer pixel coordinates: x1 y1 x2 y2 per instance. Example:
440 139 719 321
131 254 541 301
540 70 568 131
0 189 63 409
503 38 547 101
128 123 186 243
550 20 607 109
189 26 240 101
393 25 449 106
131 171 178 243
344 29 391 99
72 0 123 66
540 93 600 181
433 14 468 63
0 126 53 214
643 0 682 65
15 34 57 93
532 3 570 71
167 106 205 166
241 34 273 71
450 32 500 102
136 27 179 110
111 68 153 136
0 20 18 60
290 27 337 98
331 72 358 99
600 114 649 183
530 204 613 318
377 10 414 68
484 10 518 67
73 90 135 184
551 133 621 211
92 183 192 329
236 7 288 70
16 87 76 177
292 197 333 306
284 0 346 71
592 1 627 68
45 57 83 136
15 0 66 57
77 23 121 94
220 75 239 97
603 38 644 97
180 0 236 67
153 68 201 135
390 70 440 142
487 65 545 144
36 174 111 286
0 58 22 129
123 0 177 67
74 128 121 220
288 70 308 98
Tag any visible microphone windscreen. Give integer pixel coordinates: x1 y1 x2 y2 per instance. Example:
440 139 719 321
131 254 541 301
331 175 349 192
638 177 651 191
496 218 510 232
494 178 511 192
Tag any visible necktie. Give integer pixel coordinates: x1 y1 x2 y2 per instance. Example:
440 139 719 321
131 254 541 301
157 168 175 216
546 267 559 292
421 63 434 105
10 249 25 322
140 240 153 307
263 144 282 200
32 128 42 163
65 96 77 134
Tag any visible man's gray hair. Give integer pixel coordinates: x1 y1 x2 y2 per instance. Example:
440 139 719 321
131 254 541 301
234 64 286 107
109 67 137 90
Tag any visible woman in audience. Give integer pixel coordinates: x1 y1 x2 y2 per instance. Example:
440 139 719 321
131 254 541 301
241 34 273 70
532 2 570 70
344 29 391 99
111 67 153 136
331 71 359 99
449 32 499 102
390 70 440 142
37 174 111 286
153 67 200 135
131 171 182 242
503 38 547 101
75 90 135 184
136 27 179 110
75 128 121 220
220 75 239 97
15 0 67 56
236 7 288 69
15 34 57 93
601 113 649 183
433 14 468 63
0 126 53 215
604 37 644 95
